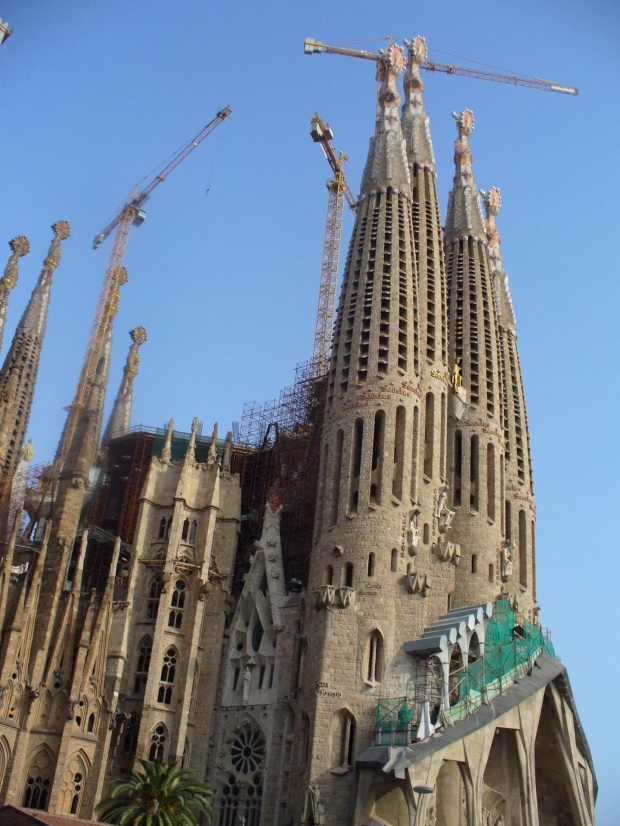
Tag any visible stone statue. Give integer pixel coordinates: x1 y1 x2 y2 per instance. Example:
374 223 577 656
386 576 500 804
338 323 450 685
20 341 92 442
501 542 513 580
242 666 251 704
407 514 420 550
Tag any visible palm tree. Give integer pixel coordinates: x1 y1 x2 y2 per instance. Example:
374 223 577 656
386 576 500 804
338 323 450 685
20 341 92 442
96 758 213 825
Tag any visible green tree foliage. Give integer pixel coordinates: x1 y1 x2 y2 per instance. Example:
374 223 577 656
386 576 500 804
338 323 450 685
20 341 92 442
96 758 213 825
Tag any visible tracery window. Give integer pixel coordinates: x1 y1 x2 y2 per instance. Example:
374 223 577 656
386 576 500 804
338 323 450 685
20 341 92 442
133 636 152 695
146 574 163 620
217 723 265 826
149 723 167 761
168 579 186 629
23 749 54 810
157 647 177 705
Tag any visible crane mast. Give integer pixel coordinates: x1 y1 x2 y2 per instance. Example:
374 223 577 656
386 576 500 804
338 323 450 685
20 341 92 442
310 114 357 378
54 106 232 471
304 38 578 96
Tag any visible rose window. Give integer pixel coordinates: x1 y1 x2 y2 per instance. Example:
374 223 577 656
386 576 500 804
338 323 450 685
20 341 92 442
230 727 265 775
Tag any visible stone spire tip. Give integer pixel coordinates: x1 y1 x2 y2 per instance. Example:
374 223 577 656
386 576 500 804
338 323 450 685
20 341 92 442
401 35 435 170
359 45 410 196
444 109 486 243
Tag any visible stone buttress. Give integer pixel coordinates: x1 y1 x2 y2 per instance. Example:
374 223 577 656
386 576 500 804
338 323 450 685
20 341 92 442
444 111 505 607
482 187 537 618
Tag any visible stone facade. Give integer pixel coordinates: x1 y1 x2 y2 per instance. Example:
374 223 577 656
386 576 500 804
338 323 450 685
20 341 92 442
0 33 594 826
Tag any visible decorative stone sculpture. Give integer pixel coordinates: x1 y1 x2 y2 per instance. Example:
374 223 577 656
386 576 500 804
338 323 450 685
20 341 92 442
501 542 513 581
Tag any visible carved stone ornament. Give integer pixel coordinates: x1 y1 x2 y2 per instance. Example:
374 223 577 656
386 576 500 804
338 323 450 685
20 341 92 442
434 536 461 566
407 513 420 553
302 785 325 826
406 571 431 597
313 584 336 609
338 586 356 608
501 541 514 581
111 600 129 613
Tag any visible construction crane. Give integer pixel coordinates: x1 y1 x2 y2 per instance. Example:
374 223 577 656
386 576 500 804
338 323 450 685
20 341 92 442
310 113 357 377
55 106 232 471
304 38 578 96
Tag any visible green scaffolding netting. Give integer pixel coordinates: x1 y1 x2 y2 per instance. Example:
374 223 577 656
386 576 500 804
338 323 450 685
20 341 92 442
375 600 556 734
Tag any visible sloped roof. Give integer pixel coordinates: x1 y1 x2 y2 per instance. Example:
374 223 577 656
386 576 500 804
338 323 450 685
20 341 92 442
0 805 106 825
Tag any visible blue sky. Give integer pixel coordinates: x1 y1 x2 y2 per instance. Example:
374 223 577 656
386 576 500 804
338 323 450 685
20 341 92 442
2 1 619 819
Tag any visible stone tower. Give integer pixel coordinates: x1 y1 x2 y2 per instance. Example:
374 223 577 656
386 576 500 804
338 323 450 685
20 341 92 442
0 222 70 483
444 111 505 607
293 44 447 821
481 186 537 617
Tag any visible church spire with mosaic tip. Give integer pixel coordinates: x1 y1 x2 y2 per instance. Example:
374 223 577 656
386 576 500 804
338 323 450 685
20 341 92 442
443 110 505 607
481 186 536 613
444 109 486 242
359 44 410 195
0 221 69 482
401 35 436 171
401 35 449 534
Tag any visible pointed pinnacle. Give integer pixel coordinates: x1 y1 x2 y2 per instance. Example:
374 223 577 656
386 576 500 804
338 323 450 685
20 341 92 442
161 418 174 463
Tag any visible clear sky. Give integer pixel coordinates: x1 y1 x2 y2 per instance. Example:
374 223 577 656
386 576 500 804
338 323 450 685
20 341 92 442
2 1 618 820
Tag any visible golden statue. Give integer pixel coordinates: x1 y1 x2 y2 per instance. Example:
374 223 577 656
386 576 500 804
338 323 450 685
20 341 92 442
451 359 462 394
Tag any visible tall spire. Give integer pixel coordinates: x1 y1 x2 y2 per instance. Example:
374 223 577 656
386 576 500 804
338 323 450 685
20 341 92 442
185 417 199 463
0 221 70 481
103 325 147 444
55 265 128 466
401 36 436 170
359 45 410 196
161 418 174 463
481 187 536 614
444 110 486 242
444 113 505 607
0 236 30 354
481 187 516 331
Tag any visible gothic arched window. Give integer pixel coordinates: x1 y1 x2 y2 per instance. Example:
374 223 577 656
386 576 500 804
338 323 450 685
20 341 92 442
146 574 163 620
189 520 197 544
157 648 177 705
168 579 186 629
149 723 167 761
23 749 54 810
366 630 384 684
181 518 190 541
133 636 152 695
330 710 356 769
158 517 166 539
216 723 265 825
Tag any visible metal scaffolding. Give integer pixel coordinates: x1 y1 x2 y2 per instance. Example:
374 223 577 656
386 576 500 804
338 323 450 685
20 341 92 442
235 360 327 594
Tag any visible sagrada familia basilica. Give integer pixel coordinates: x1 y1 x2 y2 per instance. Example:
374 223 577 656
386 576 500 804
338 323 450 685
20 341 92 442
0 36 595 825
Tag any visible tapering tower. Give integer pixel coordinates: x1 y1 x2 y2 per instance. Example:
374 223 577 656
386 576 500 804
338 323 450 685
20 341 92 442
295 46 437 822
102 325 147 444
401 36 454 605
444 111 505 605
0 236 30 355
0 222 70 483
482 187 536 617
